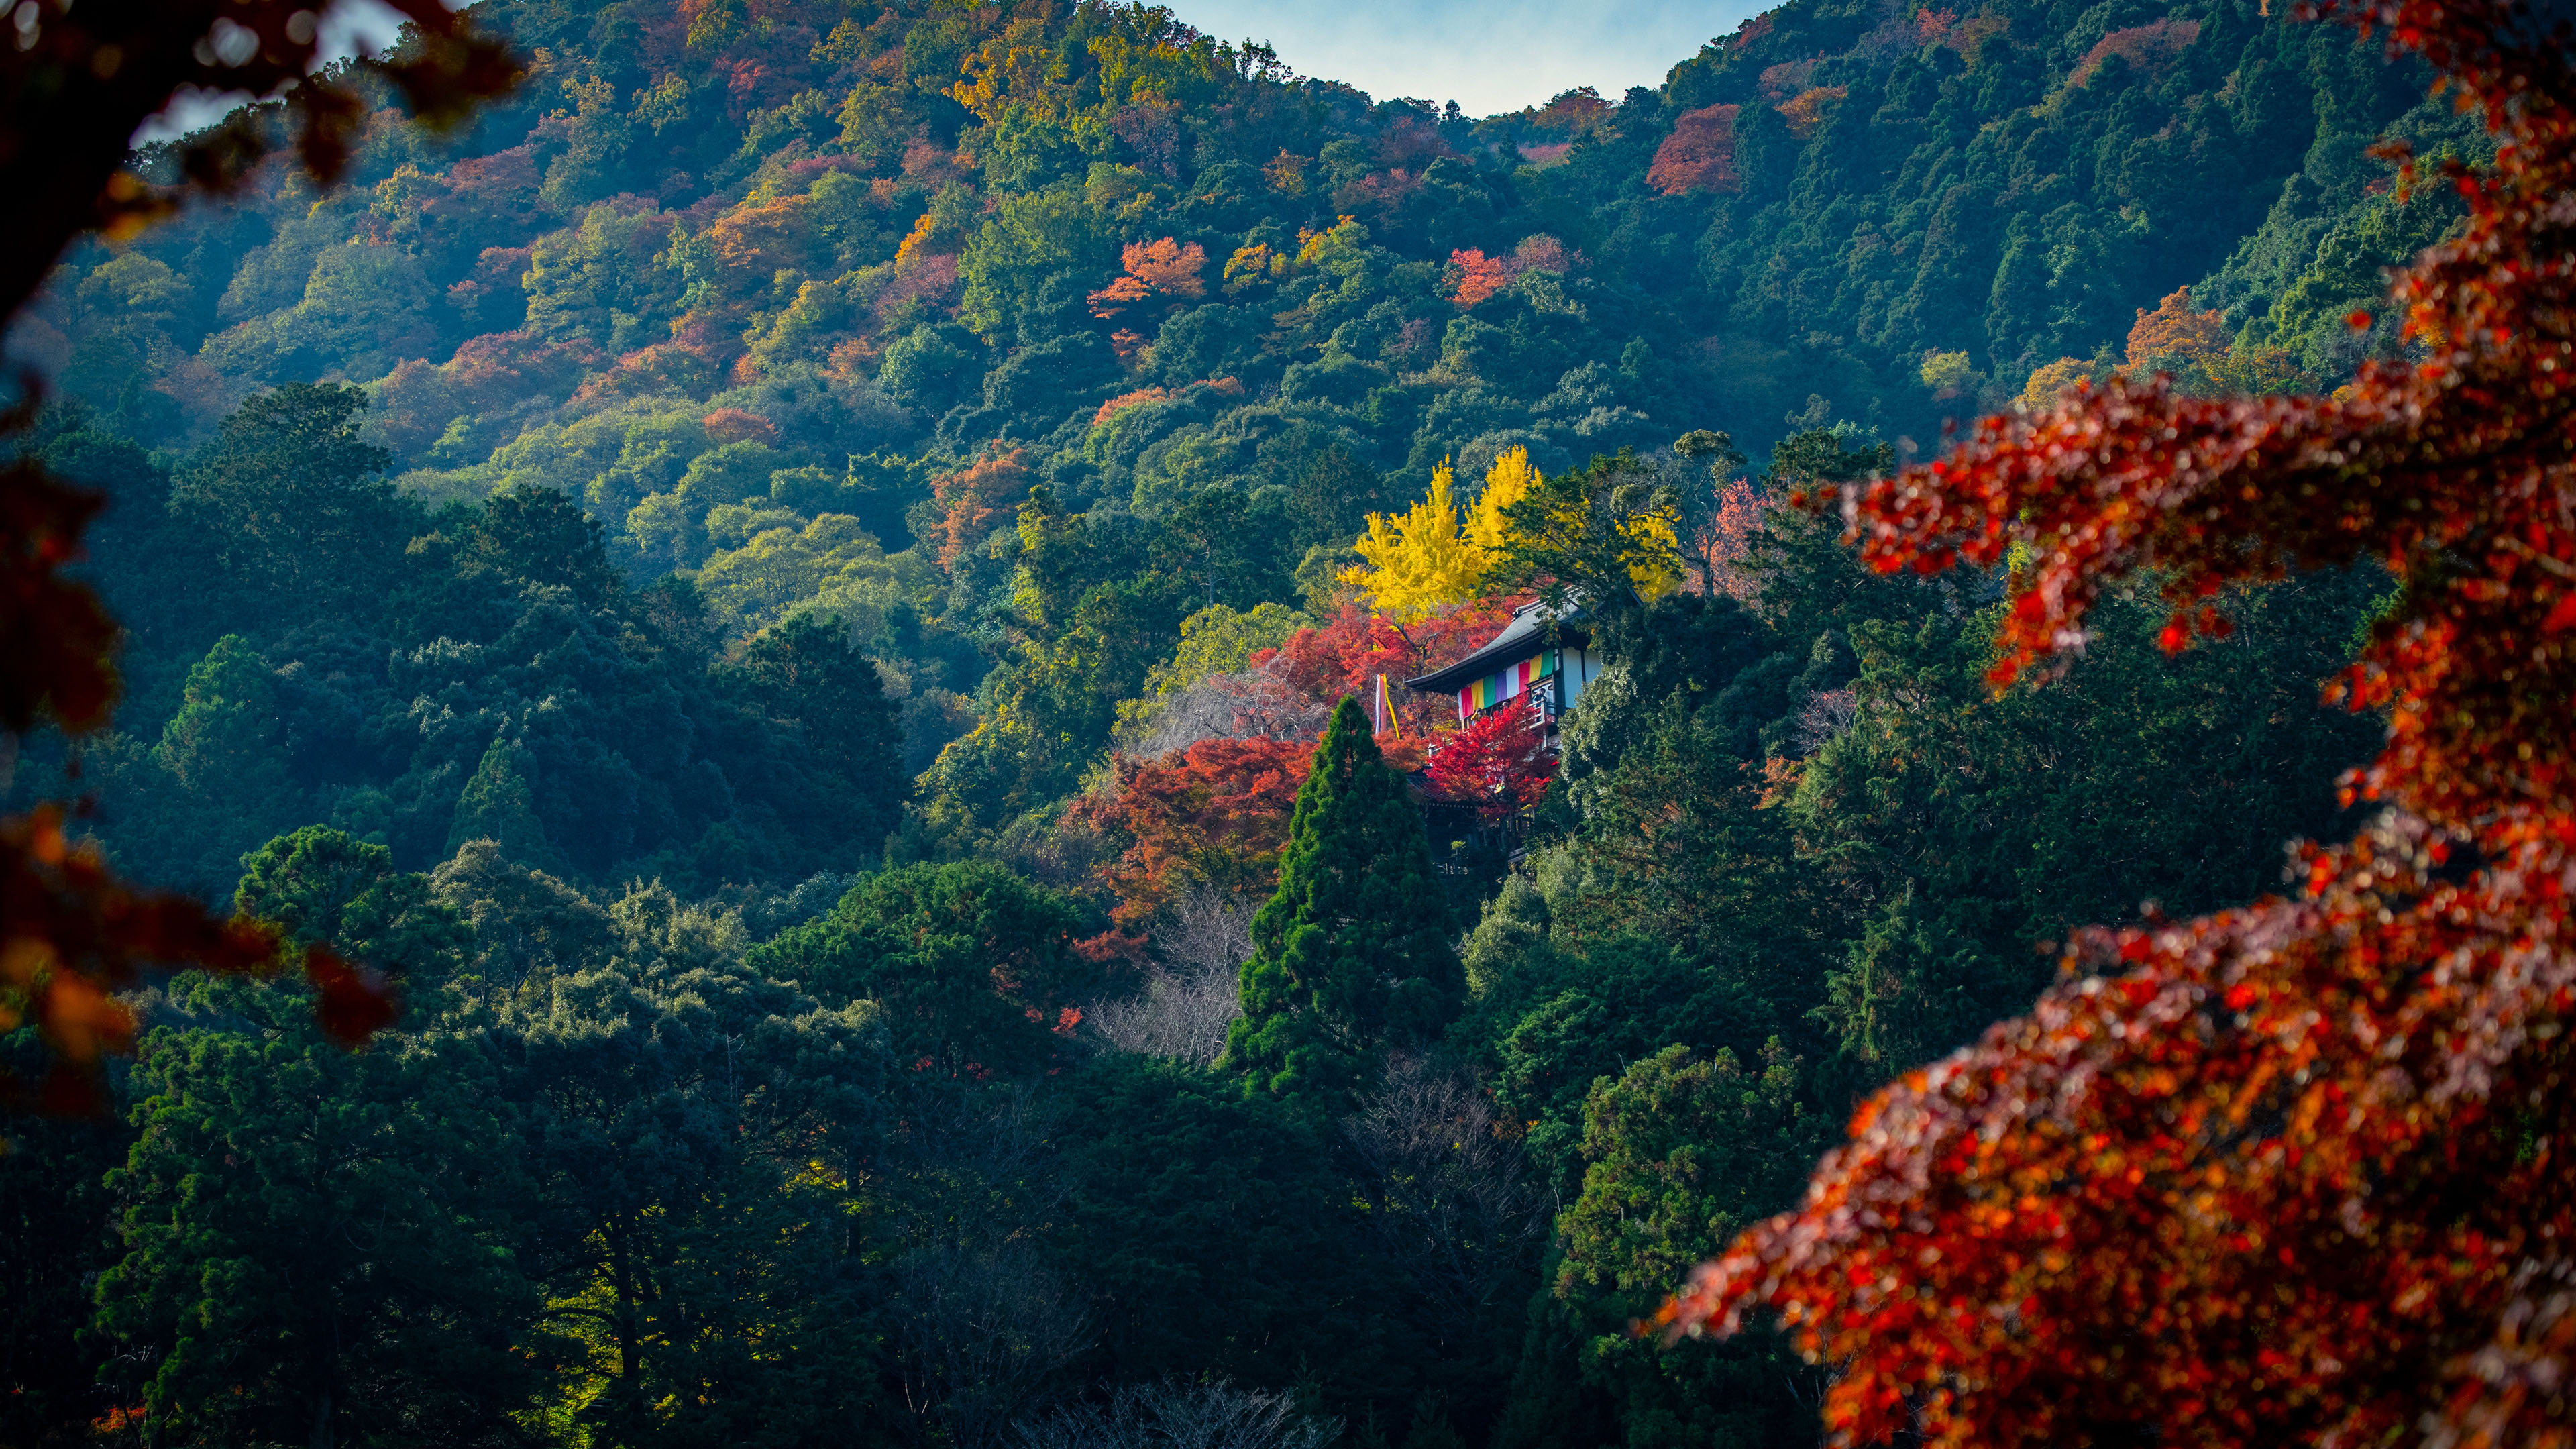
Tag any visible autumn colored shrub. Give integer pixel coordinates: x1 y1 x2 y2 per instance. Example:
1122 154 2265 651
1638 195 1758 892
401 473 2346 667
1257 601 1514 738
1065 737 1313 927
566 343 723 411
927 447 1032 571
1649 105 1743 197
1424 702 1555 822
1527 86 1611 138
873 252 961 324
1087 237 1208 317
1093 388 1173 427
2017 356 2094 411
1757 60 1818 101
1776 87 1848 140
2070 17 2203 88
701 407 780 445
1448 249 1517 308
2125 285 2233 368
1124 237 1208 297
1664 9 2576 1449
1512 234 1576 274
1687 478 1768 607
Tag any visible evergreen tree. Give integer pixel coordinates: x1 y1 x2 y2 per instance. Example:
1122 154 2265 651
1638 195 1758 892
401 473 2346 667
726 612 906 864
134 633 304 888
166 383 420 631
447 733 555 868
94 979 536 1447
0 1037 130 1445
1222 697 1457 1102
234 825 469 984
746 860 1095 1075
152 634 293 805
1529 1044 1822 1449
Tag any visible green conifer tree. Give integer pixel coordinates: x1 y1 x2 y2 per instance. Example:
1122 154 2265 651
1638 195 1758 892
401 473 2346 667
142 633 303 887
447 733 554 867
1222 696 1458 1102
154 633 293 803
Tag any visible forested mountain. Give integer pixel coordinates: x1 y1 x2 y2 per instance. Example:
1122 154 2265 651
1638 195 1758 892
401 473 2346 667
7 0 2463 870
0 0 2457 1443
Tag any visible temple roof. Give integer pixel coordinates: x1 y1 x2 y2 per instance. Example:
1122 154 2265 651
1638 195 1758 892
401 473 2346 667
1404 600 1591 694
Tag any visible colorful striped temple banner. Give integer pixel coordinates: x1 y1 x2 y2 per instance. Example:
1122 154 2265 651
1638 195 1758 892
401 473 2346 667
1459 651 1554 716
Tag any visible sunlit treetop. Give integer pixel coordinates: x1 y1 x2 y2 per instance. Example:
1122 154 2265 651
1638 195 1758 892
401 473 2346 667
1342 447 1675 623
1343 460 1485 623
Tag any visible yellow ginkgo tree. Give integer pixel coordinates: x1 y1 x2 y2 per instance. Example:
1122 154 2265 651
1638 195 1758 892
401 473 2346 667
1341 447 1680 619
1341 449 1544 620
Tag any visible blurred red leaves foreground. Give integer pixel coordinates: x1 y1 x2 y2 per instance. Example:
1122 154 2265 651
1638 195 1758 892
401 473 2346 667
0 442 398 1108
0 0 508 1100
1660 3 2576 1448
0 445 391 1098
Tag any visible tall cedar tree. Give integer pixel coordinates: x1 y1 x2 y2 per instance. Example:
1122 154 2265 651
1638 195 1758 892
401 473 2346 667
1224 697 1458 1101
1664 5 2576 1449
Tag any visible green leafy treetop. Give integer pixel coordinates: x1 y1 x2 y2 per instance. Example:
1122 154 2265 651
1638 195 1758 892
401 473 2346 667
1222 696 1458 1104
233 826 468 986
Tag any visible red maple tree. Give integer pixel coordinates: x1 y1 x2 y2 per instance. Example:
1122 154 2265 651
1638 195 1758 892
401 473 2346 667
1648 105 1744 197
1424 702 1555 822
1662 7 2576 1449
1063 737 1313 928
1256 600 1515 738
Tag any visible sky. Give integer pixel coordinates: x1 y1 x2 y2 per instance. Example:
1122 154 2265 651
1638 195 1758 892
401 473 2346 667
1171 0 1762 115
136 0 1764 145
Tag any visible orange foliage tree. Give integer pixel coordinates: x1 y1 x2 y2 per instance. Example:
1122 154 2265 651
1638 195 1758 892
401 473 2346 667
1663 7 2576 1449
1087 237 1208 317
1093 387 1173 427
2125 284 2233 368
1447 248 1518 308
1686 477 1768 606
1648 105 1743 197
927 447 1033 570
1063 737 1312 928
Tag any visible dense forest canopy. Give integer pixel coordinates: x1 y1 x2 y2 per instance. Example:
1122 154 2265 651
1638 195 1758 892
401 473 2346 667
0 0 2479 1443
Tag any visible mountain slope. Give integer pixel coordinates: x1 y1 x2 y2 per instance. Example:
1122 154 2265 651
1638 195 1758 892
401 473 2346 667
6 0 2463 851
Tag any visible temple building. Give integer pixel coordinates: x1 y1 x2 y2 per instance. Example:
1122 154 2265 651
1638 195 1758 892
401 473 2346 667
1404 600 1603 743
